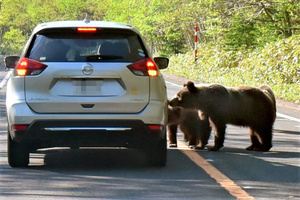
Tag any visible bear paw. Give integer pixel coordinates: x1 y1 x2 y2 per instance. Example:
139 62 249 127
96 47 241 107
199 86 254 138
253 145 272 152
246 145 256 151
169 143 177 148
195 145 206 150
208 145 223 151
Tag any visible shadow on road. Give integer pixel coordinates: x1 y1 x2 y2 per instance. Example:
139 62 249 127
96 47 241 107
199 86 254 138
36 148 149 169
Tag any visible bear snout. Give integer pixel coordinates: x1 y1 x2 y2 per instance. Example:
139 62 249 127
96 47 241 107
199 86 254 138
168 97 180 107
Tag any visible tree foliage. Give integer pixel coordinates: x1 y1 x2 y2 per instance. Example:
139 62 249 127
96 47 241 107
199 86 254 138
165 34 300 103
0 0 299 102
0 0 299 55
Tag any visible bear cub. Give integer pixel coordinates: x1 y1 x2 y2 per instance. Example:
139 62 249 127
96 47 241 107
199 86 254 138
169 81 276 152
167 106 211 149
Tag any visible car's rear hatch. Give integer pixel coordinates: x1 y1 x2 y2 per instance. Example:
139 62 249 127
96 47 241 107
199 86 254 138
23 27 150 114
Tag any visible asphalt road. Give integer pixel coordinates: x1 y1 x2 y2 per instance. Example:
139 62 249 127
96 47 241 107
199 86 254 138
0 67 299 200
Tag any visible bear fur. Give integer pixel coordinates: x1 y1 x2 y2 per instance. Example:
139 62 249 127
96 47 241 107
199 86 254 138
167 106 211 149
169 81 276 152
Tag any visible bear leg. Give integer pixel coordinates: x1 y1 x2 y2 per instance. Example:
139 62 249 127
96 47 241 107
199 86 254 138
246 128 261 151
247 127 272 151
188 136 198 148
183 133 190 142
168 124 178 147
208 124 226 151
254 128 273 151
196 137 209 150
195 141 206 150
197 124 211 149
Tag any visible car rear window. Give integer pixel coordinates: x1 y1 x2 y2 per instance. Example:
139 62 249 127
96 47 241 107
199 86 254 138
28 28 147 62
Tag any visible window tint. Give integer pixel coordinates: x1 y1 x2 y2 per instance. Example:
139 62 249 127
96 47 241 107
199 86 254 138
28 29 146 62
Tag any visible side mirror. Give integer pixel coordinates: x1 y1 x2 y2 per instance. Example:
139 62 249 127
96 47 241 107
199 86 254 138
154 57 169 69
4 56 20 69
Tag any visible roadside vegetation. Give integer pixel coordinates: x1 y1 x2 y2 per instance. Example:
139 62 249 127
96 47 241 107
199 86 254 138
166 35 300 103
0 0 299 103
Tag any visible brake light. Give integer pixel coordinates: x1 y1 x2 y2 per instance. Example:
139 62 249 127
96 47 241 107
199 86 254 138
77 27 97 32
12 125 28 131
127 58 159 77
148 125 163 131
15 58 47 76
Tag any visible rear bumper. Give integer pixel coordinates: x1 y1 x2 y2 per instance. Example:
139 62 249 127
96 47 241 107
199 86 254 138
7 97 167 151
7 100 167 125
12 119 166 151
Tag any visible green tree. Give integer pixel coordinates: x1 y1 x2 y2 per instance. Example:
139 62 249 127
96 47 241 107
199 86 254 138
2 28 26 54
0 0 299 55
225 17 259 50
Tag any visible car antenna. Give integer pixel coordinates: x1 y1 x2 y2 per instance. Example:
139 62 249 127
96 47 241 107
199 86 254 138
83 14 90 23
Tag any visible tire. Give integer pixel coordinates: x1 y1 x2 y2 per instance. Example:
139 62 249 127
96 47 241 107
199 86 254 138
146 138 167 167
7 130 29 168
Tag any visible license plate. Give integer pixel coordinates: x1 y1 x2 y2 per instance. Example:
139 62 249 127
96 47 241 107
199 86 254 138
73 79 102 95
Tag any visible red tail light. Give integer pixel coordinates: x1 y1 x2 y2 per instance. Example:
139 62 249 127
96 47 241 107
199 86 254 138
148 125 163 131
12 125 28 131
15 58 47 76
127 58 159 77
77 27 97 32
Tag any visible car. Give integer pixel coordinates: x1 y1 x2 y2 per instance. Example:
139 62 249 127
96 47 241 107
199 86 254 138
4 19 169 167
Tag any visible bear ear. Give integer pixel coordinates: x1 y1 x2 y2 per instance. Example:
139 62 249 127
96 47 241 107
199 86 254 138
185 81 197 93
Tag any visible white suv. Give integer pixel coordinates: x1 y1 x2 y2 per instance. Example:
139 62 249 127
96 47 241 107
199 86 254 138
5 20 169 167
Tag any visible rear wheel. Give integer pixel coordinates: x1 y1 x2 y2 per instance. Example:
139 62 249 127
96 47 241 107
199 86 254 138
7 130 29 168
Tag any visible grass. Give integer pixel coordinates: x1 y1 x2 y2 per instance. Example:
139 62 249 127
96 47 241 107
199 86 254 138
163 37 300 104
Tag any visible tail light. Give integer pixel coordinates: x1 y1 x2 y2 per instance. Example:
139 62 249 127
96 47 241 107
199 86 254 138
12 125 28 132
127 58 159 77
15 58 47 76
148 125 164 131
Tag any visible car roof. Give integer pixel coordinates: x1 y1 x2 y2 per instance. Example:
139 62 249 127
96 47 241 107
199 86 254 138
32 20 140 35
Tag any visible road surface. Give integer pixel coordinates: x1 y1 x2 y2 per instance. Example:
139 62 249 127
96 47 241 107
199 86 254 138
0 67 299 200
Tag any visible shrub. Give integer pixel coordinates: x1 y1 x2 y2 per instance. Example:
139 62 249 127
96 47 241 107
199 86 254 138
165 36 300 103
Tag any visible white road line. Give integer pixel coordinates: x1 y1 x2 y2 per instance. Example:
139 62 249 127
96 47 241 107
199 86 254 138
0 70 12 90
165 81 300 123
166 81 183 88
277 113 300 123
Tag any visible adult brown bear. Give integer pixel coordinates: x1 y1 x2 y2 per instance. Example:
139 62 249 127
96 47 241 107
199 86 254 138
168 106 211 149
169 81 276 152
